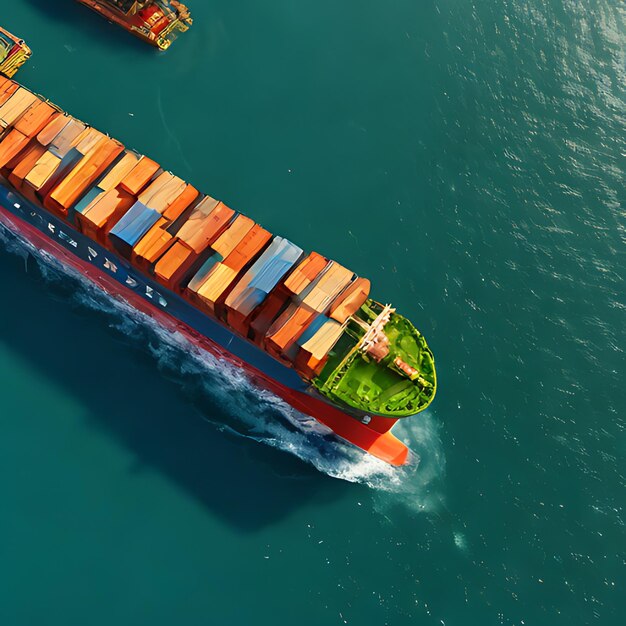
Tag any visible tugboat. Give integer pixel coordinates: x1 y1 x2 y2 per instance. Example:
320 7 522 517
0 27 31 78
76 1 192 50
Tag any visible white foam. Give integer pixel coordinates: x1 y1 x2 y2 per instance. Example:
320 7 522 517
0 221 446 499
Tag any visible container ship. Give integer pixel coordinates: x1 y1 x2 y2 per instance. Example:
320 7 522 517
76 0 192 50
0 71 436 467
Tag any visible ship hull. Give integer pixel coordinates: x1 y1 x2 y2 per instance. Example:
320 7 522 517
0 183 409 465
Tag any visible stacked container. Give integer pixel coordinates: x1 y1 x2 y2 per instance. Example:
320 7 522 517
223 236 303 335
0 76 372 382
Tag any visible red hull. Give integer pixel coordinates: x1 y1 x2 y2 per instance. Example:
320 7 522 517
0 203 409 465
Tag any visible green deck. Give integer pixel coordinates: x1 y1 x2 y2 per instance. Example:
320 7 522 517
313 300 437 419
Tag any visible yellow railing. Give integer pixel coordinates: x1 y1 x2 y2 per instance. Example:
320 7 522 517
0 42 32 78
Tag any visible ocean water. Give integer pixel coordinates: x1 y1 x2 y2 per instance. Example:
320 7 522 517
0 1 624 624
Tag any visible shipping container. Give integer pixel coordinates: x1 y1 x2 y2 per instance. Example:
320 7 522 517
283 251 329 296
96 151 140 192
248 288 292 344
118 156 161 195
162 183 199 221
153 240 197 290
210 214 254 258
76 188 136 244
138 171 187 214
45 137 124 215
14 101 57 138
184 215 254 300
73 127 105 157
0 128 30 169
264 303 318 360
176 198 235 253
224 237 303 334
294 318 344 379
73 151 140 217
23 151 62 193
0 80 19 106
0 87 38 129
300 262 354 313
222 224 271 273
131 217 170 266
7 143 46 189
48 119 87 158
109 200 161 256
36 114 71 147
247 252 329 344
193 263 238 313
328 277 371 323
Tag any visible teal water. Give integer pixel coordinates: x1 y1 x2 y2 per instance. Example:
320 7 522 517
1 1 624 624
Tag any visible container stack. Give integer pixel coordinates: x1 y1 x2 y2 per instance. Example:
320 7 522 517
222 237 303 335
186 222 271 314
0 76 373 380
264 262 354 359
246 252 329 344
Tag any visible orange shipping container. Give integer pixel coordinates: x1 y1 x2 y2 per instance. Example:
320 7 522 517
328 277 371 323
301 263 354 313
0 81 19 107
76 188 135 244
222 224 271 272
162 184 199 221
294 353 329 380
136 229 174 268
283 251 329 296
74 127 106 156
194 263 239 313
36 115 71 147
45 137 124 214
23 151 63 193
264 303 317 359
137 171 174 203
177 199 235 254
96 151 140 192
138 171 186 214
48 119 87 157
210 225 273 321
248 254 327 345
7 143 47 190
14 102 58 138
131 218 173 267
0 128 30 169
294 319 344 378
210 214 255 258
118 156 160 195
154 240 197 291
0 87 39 129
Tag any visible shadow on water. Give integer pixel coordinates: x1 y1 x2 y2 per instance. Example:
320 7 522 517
24 0 157 55
0 247 348 531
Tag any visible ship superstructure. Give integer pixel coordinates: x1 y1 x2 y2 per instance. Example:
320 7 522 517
0 72 436 465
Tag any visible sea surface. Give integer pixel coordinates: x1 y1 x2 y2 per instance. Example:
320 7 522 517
1 1 624 624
